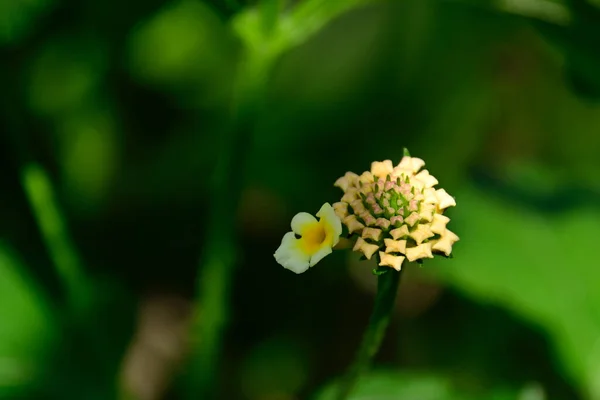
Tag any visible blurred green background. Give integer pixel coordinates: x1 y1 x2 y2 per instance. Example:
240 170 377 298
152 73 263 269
2 0 600 399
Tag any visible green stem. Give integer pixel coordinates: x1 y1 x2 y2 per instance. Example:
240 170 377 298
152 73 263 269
1 70 89 312
185 54 270 399
334 270 401 400
21 164 89 310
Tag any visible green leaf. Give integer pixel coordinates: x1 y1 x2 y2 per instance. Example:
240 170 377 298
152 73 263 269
432 185 600 398
314 370 527 400
232 0 378 62
0 0 53 46
314 371 454 400
0 243 57 395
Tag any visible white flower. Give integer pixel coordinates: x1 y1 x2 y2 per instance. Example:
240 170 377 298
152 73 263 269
274 203 342 274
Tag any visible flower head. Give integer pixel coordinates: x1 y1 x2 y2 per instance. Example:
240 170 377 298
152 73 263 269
274 203 342 274
334 152 458 272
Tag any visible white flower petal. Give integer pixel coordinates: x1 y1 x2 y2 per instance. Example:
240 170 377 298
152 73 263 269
316 202 342 246
310 245 333 266
291 212 317 235
274 232 311 273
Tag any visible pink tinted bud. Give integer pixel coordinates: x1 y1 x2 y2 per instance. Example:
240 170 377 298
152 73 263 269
405 212 420 226
390 215 404 225
400 182 411 196
384 181 394 191
408 199 419 212
375 218 391 229
386 207 395 215
372 204 384 215
361 212 377 226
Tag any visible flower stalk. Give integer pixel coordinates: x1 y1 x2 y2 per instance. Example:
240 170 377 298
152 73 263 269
334 270 401 400
185 47 272 400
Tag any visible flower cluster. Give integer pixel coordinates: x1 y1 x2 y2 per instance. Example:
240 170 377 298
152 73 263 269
274 151 458 274
333 155 458 271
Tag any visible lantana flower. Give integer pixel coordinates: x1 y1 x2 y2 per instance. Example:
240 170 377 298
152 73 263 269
274 203 342 274
333 153 459 272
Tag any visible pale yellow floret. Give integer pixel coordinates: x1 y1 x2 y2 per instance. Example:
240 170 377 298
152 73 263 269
405 212 420 227
341 190 359 204
390 225 409 240
431 229 459 256
370 160 394 178
375 218 390 230
405 243 433 262
360 212 377 226
410 224 434 245
344 215 365 234
415 170 439 188
435 189 456 209
350 199 366 214
384 238 406 254
334 172 359 192
392 167 412 179
333 202 349 219
419 203 436 222
423 187 437 204
378 252 405 271
362 227 383 241
430 214 450 234
353 237 379 260
359 171 374 184
398 156 426 173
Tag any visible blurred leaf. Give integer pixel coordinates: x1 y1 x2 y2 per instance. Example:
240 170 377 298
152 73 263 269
432 185 600 399
27 36 108 118
240 336 310 398
0 243 56 395
315 370 524 400
58 106 120 216
446 0 570 25
0 0 53 46
496 0 569 25
530 0 600 101
315 371 455 400
232 0 379 63
127 0 237 105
